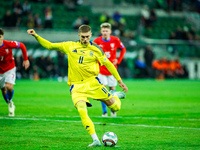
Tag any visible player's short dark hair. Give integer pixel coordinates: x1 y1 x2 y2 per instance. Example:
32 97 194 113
100 23 111 29
79 25 91 33
0 28 4 35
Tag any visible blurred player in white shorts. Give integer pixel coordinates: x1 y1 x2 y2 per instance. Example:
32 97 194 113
98 74 117 88
0 28 30 116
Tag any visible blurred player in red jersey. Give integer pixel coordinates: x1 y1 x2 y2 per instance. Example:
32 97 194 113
0 28 30 116
93 23 126 117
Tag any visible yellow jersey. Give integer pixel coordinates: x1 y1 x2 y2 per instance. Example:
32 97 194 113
34 35 121 86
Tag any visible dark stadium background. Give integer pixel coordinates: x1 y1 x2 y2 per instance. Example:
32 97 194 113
1 0 200 80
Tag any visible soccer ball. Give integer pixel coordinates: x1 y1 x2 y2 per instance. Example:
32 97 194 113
102 132 118 147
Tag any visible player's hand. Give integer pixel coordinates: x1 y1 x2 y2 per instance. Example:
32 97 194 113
23 60 30 70
112 59 117 65
118 80 128 93
27 29 36 36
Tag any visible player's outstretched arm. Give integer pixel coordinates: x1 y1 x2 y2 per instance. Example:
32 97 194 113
27 29 62 51
16 41 30 70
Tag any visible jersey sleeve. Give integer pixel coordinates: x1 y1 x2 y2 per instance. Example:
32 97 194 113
7 41 21 49
116 37 124 49
117 46 126 64
94 45 121 81
7 41 28 60
116 37 126 64
18 42 28 60
102 57 121 81
34 34 64 52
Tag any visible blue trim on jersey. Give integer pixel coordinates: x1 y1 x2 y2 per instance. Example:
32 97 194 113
90 41 92 45
72 49 77 53
101 37 111 42
108 93 111 97
102 87 107 94
79 56 83 63
17 42 20 48
70 85 74 93
120 45 124 49
95 77 102 84
0 43 4 48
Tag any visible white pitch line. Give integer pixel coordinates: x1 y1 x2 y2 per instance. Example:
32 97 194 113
0 116 82 123
0 117 200 130
15 115 200 121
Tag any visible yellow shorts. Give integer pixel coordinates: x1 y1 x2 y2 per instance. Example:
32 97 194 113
70 77 112 107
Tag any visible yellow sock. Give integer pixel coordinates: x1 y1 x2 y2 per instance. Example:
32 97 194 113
76 102 95 135
108 95 121 112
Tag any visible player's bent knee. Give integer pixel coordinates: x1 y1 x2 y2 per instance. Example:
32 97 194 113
5 83 14 91
76 101 87 112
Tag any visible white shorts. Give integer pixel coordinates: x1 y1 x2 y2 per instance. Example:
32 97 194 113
0 67 16 88
98 73 117 87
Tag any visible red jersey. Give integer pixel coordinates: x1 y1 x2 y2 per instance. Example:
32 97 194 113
0 40 28 74
93 35 126 75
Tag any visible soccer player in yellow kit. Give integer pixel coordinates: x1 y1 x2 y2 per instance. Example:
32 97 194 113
27 25 128 147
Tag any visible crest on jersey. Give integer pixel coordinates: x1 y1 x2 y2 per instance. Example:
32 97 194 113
110 43 115 50
80 51 85 54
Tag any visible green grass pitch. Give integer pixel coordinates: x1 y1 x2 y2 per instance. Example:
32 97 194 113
0 79 200 150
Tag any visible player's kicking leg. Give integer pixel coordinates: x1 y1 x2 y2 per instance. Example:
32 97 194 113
109 90 125 117
102 90 126 115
